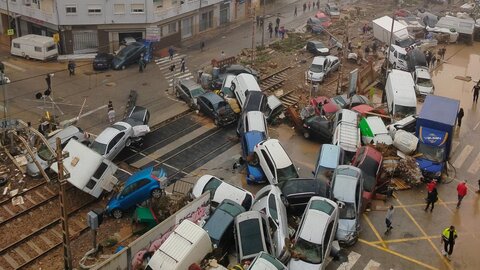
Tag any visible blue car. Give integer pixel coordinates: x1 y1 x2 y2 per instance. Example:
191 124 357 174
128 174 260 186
241 131 266 184
106 166 167 219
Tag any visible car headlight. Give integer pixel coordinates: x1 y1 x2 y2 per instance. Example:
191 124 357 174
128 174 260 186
434 171 441 177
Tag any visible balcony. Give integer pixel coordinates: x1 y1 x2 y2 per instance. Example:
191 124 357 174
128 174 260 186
152 0 222 22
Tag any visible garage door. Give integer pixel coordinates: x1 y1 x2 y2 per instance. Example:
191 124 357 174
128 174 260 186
73 30 99 54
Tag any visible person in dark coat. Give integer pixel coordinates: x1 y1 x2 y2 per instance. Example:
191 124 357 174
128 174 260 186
457 108 464 127
472 82 480 103
425 187 438 212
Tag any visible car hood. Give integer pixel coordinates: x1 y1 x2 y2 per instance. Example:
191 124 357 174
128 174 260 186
416 85 434 95
337 219 357 239
26 155 49 176
308 71 325 80
315 47 329 54
288 258 321 270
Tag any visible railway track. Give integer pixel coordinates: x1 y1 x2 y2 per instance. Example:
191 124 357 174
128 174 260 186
0 198 96 269
260 66 291 92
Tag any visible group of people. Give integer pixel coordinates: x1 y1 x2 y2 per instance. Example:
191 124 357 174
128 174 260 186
266 17 286 39
385 179 471 260
425 47 446 69
295 0 320 15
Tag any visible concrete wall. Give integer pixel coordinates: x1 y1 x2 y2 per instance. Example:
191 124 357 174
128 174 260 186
0 0 57 25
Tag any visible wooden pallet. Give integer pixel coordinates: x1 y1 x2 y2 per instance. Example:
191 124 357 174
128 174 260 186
391 178 411 190
281 92 300 107
260 71 288 91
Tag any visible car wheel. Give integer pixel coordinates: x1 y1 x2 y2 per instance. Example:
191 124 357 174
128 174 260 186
121 65 126 70
151 188 163 199
214 118 220 126
175 90 180 98
112 209 123 219
125 138 132 147
392 63 396 69
25 55 30 60
303 131 311 139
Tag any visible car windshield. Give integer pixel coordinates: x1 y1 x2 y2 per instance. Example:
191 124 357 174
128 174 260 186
190 87 205 98
310 64 324 73
239 219 264 257
358 157 379 192
294 237 322 264
418 142 445 163
339 202 356 219
394 105 416 118
90 141 107 155
203 177 222 197
314 43 325 49
277 164 299 183
112 124 127 131
37 144 54 161
317 17 329 23
316 166 334 179
417 77 433 87
331 7 339 12
116 49 128 59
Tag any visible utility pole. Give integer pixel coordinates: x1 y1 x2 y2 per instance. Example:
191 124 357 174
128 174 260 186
251 7 256 63
385 13 395 76
56 138 72 270
261 0 266 47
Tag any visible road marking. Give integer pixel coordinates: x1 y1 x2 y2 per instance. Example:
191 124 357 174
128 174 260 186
369 235 441 244
337 251 360 270
162 162 190 176
467 151 480 174
451 141 459 153
3 61 26 72
364 260 381 270
473 121 480 130
358 239 439 270
395 197 452 270
363 214 387 248
452 144 473 168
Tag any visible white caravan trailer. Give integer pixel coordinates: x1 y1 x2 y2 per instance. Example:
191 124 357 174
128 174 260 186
11 34 58 60
51 140 118 198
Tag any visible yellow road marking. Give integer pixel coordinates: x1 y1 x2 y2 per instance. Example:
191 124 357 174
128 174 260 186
395 197 453 270
358 239 439 270
369 235 441 245
437 197 455 214
362 213 387 248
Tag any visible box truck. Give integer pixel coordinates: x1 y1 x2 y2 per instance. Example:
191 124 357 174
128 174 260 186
372 16 415 47
416 95 459 180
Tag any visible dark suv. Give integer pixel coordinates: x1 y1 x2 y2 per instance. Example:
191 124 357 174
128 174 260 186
93 53 114 70
197 92 237 126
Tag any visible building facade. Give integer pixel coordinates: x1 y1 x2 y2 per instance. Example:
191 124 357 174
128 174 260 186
0 0 252 54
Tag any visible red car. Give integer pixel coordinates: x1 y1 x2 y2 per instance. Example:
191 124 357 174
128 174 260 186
314 12 333 28
351 146 384 204
351 104 387 117
394 9 412 18
310 96 340 116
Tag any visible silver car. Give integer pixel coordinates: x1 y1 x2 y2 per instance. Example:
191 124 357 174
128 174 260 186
234 211 274 263
251 185 291 263
331 165 364 246
26 125 88 177
90 122 134 160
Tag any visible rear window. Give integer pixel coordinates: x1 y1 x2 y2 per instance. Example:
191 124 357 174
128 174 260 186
309 200 334 215
112 124 127 131
203 177 222 196
93 162 108 179
239 219 264 257
47 45 56 51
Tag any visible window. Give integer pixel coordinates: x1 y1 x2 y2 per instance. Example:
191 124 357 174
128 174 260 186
88 5 102 15
261 150 274 175
114 4 125 14
65 5 77 15
131 4 144 13
86 179 97 189
47 45 56 51
34 46 42 52
168 22 177 34
13 43 20 49
154 0 163 9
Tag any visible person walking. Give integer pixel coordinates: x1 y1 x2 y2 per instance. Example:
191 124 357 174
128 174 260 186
107 101 115 124
168 46 175 60
425 51 432 67
427 179 438 193
430 54 437 69
317 0 320 10
180 57 186 73
68 60 76 76
456 180 467 208
268 24 273 38
139 54 145 72
294 6 297 16
220 51 226 59
308 1 311 11
303 2 307 13
441 225 458 259
425 187 438 212
274 25 279 38
45 74 52 94
276 17 280 28
385 205 394 234
200 41 205 52
457 108 464 127
473 81 480 104
441 47 446 60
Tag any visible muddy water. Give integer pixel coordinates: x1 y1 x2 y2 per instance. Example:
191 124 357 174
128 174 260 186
431 42 480 115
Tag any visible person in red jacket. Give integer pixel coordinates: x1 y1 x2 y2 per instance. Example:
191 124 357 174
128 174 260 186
456 180 468 208
427 179 437 193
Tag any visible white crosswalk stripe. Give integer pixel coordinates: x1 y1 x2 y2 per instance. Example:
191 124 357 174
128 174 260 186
363 260 381 270
155 53 194 88
452 145 473 168
467 151 480 174
337 251 361 270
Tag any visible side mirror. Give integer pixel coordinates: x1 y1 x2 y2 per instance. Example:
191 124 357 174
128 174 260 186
337 201 345 209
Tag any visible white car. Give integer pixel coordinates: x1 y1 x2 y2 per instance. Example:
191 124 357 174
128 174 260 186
191 174 254 210
251 185 291 263
388 44 408 70
306 56 340 83
254 139 299 185
331 165 363 246
289 196 339 270
90 122 134 160
26 125 88 177
248 252 288 270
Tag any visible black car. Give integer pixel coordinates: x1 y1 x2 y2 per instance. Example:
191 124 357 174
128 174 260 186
197 92 237 126
112 42 146 70
124 106 150 126
278 177 330 216
243 91 268 114
223 64 259 80
306 40 330 56
93 53 114 70
175 79 206 109
303 115 333 141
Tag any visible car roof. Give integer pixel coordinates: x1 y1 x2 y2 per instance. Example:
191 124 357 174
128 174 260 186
312 56 326 65
299 206 331 243
201 92 223 104
47 125 81 143
319 144 342 169
95 126 122 144
260 139 292 168
333 166 361 202
360 146 383 163
245 131 266 152
223 74 236 87
366 116 388 134
180 79 202 90
125 166 154 186
194 175 251 204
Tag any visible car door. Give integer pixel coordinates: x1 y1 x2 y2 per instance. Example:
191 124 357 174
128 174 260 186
332 59 340 71
181 85 190 101
203 98 215 118
323 220 335 262
107 132 125 159
118 181 139 209
197 96 208 115
259 150 276 184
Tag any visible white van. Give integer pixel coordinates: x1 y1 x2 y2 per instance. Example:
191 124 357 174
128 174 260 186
388 44 408 70
385 69 417 119
231 73 262 109
237 111 269 138
146 220 212 270
50 140 118 198
11 34 58 60
332 109 361 155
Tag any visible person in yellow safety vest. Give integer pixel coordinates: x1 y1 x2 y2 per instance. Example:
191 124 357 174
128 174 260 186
441 225 458 259
230 264 244 270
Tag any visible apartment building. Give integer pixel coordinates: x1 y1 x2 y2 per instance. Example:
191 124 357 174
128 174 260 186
0 0 253 54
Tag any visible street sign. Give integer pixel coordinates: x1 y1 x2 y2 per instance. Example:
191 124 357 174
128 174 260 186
348 68 359 98
7 29 14 36
145 26 160 42
53 33 60 44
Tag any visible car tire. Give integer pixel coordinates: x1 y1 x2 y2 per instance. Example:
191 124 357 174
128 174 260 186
175 90 180 98
303 131 311 139
112 209 123 219
0 176 7 187
214 118 220 126
125 138 132 147
121 65 126 70
25 55 30 60
393 63 396 69
151 188 163 199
